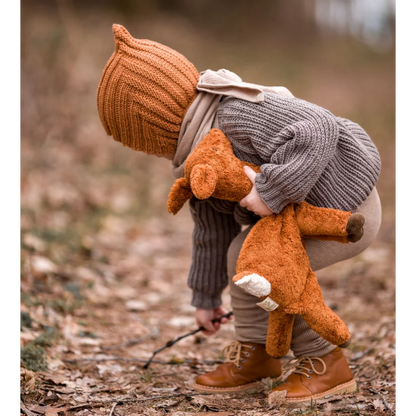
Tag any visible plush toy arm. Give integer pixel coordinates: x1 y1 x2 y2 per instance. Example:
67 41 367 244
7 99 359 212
295 202 364 243
167 177 194 215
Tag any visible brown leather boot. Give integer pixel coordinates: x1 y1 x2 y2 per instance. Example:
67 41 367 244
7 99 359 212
192 341 282 393
268 347 357 404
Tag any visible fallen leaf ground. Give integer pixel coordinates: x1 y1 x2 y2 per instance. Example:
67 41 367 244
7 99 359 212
21 3 395 415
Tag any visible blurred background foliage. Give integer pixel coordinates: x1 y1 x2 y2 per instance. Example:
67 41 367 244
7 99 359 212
21 0 395 282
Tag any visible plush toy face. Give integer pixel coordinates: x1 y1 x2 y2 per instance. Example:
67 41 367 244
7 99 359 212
184 129 261 201
167 129 260 214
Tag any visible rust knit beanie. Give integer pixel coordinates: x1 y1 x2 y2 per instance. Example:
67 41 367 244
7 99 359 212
97 24 199 156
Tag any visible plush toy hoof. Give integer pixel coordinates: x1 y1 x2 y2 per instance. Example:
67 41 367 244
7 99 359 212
338 337 351 348
347 213 365 242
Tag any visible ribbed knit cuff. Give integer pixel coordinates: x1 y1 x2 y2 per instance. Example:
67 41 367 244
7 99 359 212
191 290 222 309
291 315 337 357
255 173 289 214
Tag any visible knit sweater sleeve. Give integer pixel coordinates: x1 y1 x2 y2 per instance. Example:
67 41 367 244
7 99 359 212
188 198 241 309
254 110 339 213
218 94 340 213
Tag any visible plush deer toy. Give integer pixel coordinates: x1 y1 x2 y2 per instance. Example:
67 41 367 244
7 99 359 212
168 129 364 358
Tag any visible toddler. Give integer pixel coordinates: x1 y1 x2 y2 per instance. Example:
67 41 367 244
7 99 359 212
97 24 381 403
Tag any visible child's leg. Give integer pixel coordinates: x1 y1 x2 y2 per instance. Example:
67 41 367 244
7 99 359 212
269 189 381 403
227 225 269 344
193 230 281 393
227 187 381 354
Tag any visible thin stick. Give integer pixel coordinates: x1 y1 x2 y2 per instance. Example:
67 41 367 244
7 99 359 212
102 327 158 351
350 348 375 361
109 401 119 416
63 356 223 365
68 392 217 411
143 311 233 369
381 394 394 414
20 409 35 416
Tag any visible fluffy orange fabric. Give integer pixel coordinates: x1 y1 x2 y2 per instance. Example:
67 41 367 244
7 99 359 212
168 129 364 357
233 206 353 357
167 129 260 214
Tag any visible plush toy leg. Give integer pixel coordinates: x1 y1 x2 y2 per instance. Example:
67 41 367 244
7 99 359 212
167 177 193 215
233 271 293 357
266 308 295 358
292 270 351 348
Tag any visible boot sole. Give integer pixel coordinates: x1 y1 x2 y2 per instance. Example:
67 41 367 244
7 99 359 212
270 379 357 403
191 380 264 394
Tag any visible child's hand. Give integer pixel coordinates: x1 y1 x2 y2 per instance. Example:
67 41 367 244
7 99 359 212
195 306 232 336
239 166 274 217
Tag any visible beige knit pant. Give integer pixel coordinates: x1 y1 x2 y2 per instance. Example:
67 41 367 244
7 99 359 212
227 187 382 357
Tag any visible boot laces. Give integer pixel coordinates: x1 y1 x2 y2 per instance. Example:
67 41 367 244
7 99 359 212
221 341 255 368
282 356 326 379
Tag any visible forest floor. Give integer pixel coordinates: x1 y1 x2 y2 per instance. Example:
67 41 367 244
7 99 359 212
20 132 395 415
21 4 395 415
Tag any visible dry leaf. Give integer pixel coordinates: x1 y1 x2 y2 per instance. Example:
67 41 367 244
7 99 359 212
45 407 65 416
372 398 386 410
47 358 65 371
21 331 38 344
23 234 46 252
196 414 233 416
21 368 36 382
24 377 37 392
268 389 287 406
125 300 147 311
31 256 58 274
29 405 67 416
173 413 233 416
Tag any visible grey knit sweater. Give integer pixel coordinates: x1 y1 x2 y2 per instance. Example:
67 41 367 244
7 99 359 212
188 92 381 309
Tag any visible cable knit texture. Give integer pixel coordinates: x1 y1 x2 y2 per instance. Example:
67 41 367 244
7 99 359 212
217 93 381 213
188 93 380 309
97 24 199 155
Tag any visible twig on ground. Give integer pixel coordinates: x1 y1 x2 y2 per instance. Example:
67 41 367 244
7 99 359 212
20 402 36 416
350 348 375 361
67 392 219 411
143 312 233 369
381 394 394 414
109 401 119 416
367 387 395 414
63 356 223 366
102 327 159 351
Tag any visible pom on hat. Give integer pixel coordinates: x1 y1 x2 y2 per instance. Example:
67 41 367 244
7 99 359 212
97 24 199 155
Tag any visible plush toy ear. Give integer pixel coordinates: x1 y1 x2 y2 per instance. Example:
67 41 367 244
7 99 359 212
167 177 193 215
190 164 217 200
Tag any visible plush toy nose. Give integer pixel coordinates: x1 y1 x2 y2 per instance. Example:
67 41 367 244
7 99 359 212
190 164 218 200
